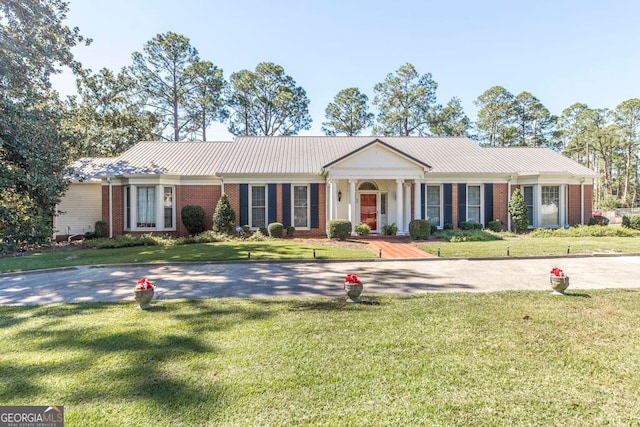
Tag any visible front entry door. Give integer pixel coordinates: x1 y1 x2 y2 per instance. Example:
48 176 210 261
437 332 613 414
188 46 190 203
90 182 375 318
360 194 377 231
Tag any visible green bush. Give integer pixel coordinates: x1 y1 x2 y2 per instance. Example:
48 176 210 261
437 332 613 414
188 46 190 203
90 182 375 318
588 215 610 226
268 222 284 238
181 205 206 235
382 223 398 236
487 220 503 232
509 188 529 233
440 230 503 242
286 226 295 238
622 214 640 230
409 219 431 240
600 196 623 211
460 221 482 231
444 223 453 230
529 225 640 238
430 224 438 235
355 223 371 236
213 193 236 234
247 229 268 241
94 220 108 238
327 219 352 240
259 227 268 237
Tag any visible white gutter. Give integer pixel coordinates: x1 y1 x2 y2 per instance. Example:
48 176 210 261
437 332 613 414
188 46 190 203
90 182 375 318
507 176 512 232
108 178 113 238
580 178 585 224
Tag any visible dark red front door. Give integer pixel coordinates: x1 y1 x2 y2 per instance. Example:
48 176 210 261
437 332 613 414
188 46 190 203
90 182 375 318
360 194 377 231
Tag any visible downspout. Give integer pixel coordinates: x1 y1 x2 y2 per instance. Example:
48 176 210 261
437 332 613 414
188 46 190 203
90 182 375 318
108 178 113 238
580 178 585 225
507 176 512 232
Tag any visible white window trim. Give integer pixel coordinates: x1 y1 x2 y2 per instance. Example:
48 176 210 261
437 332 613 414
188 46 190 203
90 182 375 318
292 184 311 230
249 184 267 229
466 184 483 225
124 184 176 232
425 184 443 228
539 184 565 228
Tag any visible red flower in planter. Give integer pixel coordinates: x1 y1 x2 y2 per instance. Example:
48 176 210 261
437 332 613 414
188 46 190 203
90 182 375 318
136 277 155 290
345 273 362 284
550 268 565 277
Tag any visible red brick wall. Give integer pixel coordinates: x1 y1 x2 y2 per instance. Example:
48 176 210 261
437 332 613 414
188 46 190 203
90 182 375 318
177 185 221 235
567 185 582 225
224 184 240 224
111 186 124 236
584 184 593 221
493 183 509 229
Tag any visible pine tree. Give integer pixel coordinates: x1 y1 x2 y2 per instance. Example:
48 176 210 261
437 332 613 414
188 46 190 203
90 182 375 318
508 188 529 233
212 194 236 234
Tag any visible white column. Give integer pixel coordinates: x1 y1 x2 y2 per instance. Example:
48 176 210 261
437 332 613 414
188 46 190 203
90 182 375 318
580 180 585 224
396 179 404 233
329 179 338 220
404 183 411 233
414 180 422 220
349 179 357 234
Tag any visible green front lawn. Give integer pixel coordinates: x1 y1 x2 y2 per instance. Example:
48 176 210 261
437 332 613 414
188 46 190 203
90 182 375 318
421 236 640 258
0 241 375 273
2 291 639 425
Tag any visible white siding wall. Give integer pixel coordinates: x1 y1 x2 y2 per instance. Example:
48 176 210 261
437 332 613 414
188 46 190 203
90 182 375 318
54 183 102 236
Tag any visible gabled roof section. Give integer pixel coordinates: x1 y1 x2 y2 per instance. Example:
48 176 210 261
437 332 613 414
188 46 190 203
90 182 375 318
486 147 599 177
322 138 431 170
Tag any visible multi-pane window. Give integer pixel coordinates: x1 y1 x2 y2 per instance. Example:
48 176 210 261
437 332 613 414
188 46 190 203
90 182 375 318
523 186 534 226
541 186 560 226
467 185 481 223
137 186 156 227
381 193 387 215
293 185 309 228
251 185 266 228
163 187 173 228
426 185 441 226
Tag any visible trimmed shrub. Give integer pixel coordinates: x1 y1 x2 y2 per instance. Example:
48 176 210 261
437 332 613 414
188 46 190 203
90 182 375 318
286 226 295 238
409 219 431 240
268 222 284 238
382 223 398 236
213 193 236 234
327 219 352 240
430 224 438 235
529 225 640 238
444 223 453 230
355 223 371 236
488 220 503 232
181 205 206 235
247 228 268 241
509 188 529 233
622 214 640 230
94 220 108 238
588 215 610 226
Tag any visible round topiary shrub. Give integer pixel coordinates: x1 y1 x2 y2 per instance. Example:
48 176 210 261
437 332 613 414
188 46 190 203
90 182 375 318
327 219 352 240
286 226 295 238
268 222 284 238
181 205 206 235
355 223 371 236
488 220 503 232
409 219 431 240
94 220 108 238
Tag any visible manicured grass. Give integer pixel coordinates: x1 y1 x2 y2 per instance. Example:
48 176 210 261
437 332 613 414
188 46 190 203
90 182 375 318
421 236 640 258
1 291 639 425
0 241 375 273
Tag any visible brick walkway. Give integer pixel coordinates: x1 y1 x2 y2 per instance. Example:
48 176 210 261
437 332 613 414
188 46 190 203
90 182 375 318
358 236 436 259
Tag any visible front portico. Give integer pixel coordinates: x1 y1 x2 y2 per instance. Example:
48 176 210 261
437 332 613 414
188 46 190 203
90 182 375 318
323 139 431 235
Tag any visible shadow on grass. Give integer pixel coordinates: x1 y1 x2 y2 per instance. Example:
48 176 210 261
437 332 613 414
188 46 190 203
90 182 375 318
0 300 276 420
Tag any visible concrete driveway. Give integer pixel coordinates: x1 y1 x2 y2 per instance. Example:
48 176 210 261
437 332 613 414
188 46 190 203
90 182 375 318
1 255 639 306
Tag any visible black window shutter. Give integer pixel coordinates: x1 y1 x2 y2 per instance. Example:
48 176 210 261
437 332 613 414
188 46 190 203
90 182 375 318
310 183 319 228
421 183 426 219
484 183 494 227
239 184 248 226
458 183 467 225
282 184 291 228
268 184 277 224
443 184 453 226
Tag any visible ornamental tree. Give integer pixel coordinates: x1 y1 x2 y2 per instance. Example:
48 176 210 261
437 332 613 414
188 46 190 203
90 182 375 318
508 188 529 233
212 193 236 234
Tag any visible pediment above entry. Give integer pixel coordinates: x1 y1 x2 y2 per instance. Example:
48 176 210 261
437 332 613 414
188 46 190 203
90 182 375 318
322 139 430 180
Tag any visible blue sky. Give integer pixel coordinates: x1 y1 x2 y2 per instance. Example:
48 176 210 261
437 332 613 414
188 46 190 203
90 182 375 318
52 0 640 139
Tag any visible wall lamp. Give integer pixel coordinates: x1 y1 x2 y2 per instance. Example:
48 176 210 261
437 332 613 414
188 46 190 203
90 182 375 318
338 190 342 202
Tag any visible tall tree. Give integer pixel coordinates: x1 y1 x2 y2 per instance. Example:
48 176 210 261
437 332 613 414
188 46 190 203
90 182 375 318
372 63 438 136
63 68 160 157
183 60 228 141
613 98 640 203
322 87 373 136
513 91 556 147
128 32 199 141
1 0 88 249
474 86 517 146
227 62 311 136
430 96 471 137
